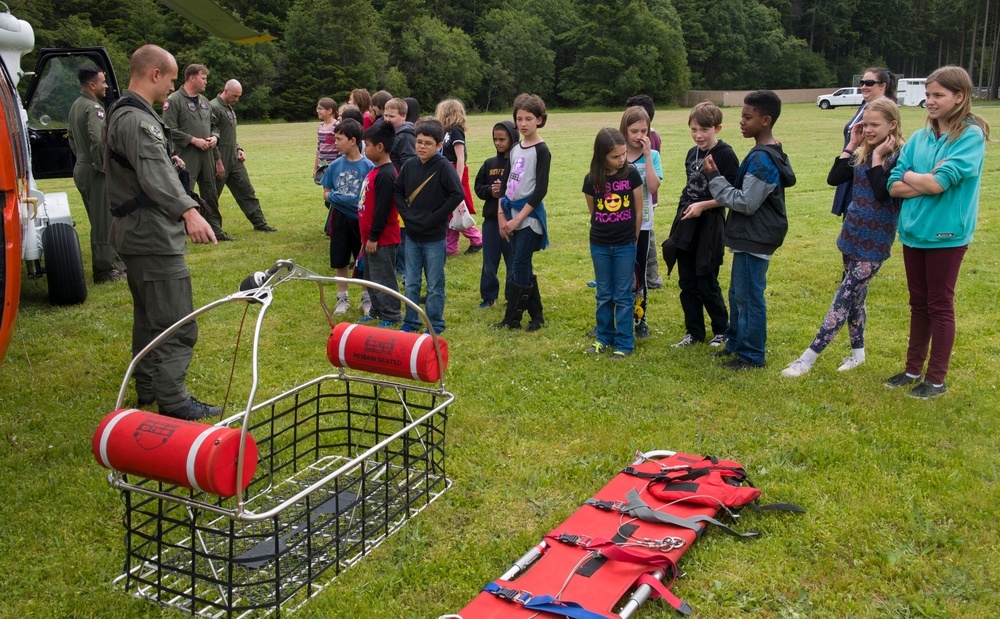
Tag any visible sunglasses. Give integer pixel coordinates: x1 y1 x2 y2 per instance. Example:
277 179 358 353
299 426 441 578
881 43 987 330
859 80 885 87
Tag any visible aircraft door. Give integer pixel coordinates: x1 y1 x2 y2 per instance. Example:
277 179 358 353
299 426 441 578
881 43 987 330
23 47 119 180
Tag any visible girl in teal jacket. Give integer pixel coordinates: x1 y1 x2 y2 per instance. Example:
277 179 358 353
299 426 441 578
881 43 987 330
886 65 990 399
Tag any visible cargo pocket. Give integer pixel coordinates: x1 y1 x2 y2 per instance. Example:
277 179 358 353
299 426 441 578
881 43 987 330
144 264 196 345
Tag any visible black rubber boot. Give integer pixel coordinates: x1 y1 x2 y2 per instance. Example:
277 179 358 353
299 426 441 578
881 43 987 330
526 275 544 332
493 282 530 329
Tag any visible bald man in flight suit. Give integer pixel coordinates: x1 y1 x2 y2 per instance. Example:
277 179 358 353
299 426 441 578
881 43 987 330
105 44 222 420
209 79 276 232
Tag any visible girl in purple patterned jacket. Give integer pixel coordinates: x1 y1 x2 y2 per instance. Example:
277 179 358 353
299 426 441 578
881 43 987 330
782 98 905 378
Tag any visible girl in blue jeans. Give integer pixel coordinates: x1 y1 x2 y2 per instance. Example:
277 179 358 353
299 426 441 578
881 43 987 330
582 129 644 359
495 94 551 331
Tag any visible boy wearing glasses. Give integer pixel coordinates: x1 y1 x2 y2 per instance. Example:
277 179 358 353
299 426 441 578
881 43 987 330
393 119 465 334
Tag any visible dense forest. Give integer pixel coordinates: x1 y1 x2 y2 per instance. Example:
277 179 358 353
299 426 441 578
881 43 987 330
13 0 1000 119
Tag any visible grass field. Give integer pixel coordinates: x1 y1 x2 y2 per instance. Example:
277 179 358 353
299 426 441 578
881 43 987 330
2 102 999 618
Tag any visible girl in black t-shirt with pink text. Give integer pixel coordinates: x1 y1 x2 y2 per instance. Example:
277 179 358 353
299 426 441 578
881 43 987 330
582 128 644 359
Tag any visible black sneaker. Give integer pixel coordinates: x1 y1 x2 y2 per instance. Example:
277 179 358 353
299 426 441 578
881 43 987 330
885 372 921 388
721 357 764 371
465 244 482 254
908 382 946 400
216 231 237 242
635 321 651 340
254 224 278 232
161 396 221 420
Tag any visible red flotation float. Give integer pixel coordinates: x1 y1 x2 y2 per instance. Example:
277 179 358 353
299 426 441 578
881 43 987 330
327 322 448 383
92 409 257 498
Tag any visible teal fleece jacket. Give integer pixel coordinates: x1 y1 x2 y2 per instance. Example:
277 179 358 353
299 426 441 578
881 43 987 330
887 123 986 249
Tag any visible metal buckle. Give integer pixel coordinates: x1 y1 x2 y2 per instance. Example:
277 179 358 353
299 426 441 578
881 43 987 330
496 586 532 605
558 533 593 547
495 586 520 601
591 499 625 512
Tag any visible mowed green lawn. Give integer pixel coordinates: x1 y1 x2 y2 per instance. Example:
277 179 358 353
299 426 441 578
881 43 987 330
2 103 999 618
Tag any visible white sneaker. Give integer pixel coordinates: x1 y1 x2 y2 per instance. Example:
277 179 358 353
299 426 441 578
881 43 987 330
781 359 812 378
334 297 350 315
672 334 696 347
708 334 726 347
838 356 865 372
359 292 372 317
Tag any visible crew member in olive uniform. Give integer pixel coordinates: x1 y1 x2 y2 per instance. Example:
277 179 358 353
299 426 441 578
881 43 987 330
209 79 276 232
67 65 125 283
162 63 233 241
105 44 221 421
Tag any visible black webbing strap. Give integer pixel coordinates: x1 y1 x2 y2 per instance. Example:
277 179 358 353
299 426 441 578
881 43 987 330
575 523 639 578
623 465 748 484
622 489 760 539
104 96 194 217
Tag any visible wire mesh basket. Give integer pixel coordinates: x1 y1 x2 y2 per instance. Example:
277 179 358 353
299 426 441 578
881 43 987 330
102 260 453 617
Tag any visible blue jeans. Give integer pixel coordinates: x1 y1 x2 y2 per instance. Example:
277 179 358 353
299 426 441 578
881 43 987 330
403 238 446 332
591 243 637 354
396 228 407 276
725 252 769 365
511 226 543 286
480 218 512 303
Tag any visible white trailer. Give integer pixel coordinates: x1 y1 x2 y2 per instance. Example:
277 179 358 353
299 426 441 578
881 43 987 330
897 78 927 107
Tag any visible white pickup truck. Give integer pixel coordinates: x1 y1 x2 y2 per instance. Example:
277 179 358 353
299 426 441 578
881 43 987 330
816 87 863 109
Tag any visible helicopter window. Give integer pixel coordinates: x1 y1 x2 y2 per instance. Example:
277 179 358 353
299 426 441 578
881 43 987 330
26 55 98 131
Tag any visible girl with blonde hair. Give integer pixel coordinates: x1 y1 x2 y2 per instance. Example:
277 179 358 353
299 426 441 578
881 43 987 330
435 98 483 255
782 97 906 378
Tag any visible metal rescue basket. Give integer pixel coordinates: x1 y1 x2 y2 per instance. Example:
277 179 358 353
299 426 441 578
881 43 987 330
94 260 453 617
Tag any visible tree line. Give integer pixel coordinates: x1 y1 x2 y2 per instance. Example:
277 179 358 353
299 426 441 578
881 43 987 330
16 0 1000 120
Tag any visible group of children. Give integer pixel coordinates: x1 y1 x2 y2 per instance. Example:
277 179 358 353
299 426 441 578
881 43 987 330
586 91 794 363
588 65 986 399
314 91 550 335
310 65 987 399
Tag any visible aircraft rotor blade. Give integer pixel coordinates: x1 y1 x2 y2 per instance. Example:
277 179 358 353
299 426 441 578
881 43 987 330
157 0 276 43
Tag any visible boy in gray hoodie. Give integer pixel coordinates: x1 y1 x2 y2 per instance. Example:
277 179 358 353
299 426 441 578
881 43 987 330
703 90 796 369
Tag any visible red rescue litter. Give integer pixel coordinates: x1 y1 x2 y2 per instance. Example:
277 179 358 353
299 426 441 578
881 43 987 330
327 323 448 383
92 409 258 498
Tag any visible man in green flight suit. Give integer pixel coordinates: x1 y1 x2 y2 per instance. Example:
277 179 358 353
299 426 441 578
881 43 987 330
105 44 221 421
210 79 277 232
67 65 126 283
162 63 233 241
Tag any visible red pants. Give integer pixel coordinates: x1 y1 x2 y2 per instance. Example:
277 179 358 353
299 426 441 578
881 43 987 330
902 244 967 384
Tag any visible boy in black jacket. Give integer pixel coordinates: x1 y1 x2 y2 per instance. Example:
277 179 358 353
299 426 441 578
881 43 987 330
703 90 796 370
474 120 518 309
393 119 465 334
